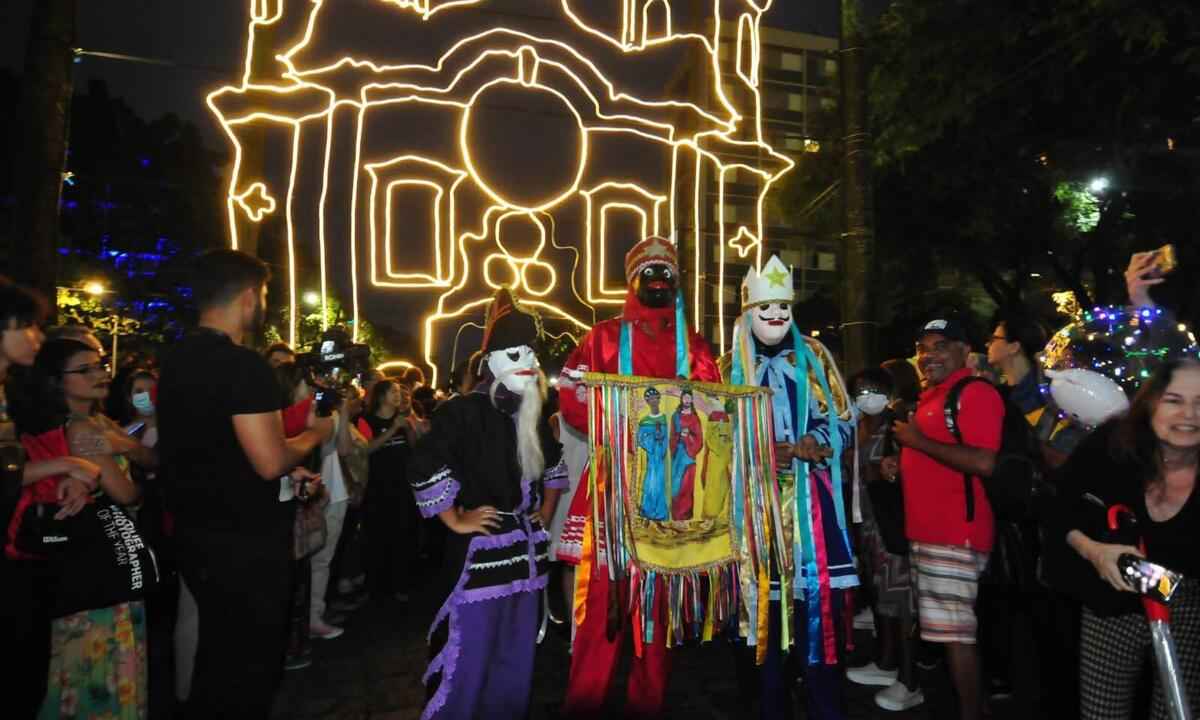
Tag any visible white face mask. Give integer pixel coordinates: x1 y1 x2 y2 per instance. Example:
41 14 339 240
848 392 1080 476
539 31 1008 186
854 392 889 416
132 390 155 416
750 303 792 346
486 345 540 394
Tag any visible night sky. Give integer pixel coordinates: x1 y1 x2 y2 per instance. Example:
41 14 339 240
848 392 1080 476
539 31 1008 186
1 0 882 367
2 1 850 148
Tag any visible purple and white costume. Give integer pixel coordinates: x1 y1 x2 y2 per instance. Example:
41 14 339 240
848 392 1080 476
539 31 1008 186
409 389 567 720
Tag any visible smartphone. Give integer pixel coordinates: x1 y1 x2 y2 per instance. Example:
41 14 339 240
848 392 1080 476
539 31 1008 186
1118 554 1183 603
1147 244 1177 278
125 421 146 436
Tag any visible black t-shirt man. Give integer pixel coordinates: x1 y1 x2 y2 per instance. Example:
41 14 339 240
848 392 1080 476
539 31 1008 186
158 327 296 719
159 327 291 540
159 247 332 719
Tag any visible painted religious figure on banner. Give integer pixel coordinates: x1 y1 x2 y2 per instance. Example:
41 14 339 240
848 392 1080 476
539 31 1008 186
637 387 670 521
699 407 733 519
669 388 704 520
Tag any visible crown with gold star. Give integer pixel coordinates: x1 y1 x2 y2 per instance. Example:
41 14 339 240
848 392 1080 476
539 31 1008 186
740 255 794 310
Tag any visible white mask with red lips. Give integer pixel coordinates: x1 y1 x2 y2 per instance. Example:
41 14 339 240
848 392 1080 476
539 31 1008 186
751 303 793 347
485 344 540 395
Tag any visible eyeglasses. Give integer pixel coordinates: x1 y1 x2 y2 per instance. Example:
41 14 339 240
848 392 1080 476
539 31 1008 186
63 362 111 376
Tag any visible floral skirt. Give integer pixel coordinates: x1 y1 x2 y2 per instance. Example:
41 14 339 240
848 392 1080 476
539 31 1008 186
40 601 148 720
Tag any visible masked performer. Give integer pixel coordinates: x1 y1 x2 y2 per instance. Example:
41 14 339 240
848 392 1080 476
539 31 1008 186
409 288 567 720
725 256 856 720
556 236 719 718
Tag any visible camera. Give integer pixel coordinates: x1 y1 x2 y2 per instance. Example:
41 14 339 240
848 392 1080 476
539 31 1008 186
295 326 371 417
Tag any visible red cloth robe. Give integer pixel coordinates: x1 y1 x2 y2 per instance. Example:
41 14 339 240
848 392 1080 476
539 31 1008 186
557 291 719 716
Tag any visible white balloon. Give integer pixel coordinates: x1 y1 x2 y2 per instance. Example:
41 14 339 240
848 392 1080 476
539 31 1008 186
1044 368 1130 427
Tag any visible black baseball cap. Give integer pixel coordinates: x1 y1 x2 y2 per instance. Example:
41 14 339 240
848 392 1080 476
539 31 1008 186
916 318 969 343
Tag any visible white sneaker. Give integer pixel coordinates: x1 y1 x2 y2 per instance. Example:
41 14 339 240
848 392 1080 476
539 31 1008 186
846 662 899 687
309 621 345 640
875 681 924 712
852 607 875 631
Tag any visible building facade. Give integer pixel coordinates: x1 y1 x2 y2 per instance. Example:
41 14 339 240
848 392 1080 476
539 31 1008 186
676 24 841 347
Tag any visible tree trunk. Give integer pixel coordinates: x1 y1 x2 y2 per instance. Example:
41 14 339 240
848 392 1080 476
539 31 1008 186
838 0 876 374
12 0 76 304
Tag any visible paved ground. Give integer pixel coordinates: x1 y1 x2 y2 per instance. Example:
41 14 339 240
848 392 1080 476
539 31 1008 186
270 576 1022 720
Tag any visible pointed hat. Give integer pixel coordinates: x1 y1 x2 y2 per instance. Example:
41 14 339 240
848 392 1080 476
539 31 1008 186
480 287 542 353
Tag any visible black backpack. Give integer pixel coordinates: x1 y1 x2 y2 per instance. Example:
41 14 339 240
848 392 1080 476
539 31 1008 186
944 377 1055 589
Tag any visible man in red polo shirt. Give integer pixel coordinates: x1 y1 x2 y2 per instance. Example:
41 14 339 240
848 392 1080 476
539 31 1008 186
887 318 1003 720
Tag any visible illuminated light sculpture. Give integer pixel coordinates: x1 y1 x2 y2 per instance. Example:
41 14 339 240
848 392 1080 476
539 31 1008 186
377 359 416 374
209 0 792 384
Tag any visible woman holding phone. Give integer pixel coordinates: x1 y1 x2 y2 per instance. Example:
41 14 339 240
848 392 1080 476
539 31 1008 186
1054 359 1200 718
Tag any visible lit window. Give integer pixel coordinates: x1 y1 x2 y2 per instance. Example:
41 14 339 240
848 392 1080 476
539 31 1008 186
787 94 804 112
824 59 838 76
781 52 803 72
820 97 836 112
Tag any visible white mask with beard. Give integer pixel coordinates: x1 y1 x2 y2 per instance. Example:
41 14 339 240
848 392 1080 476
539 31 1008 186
486 345 539 394
486 344 546 480
751 303 792 347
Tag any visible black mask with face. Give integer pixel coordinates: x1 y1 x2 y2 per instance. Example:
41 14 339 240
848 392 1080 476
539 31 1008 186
634 263 677 308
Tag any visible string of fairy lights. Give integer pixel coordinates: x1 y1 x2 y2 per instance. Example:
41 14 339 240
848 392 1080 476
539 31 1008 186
1042 303 1200 395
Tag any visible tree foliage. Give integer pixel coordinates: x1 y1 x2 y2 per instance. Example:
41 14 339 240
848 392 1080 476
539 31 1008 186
869 0 1200 333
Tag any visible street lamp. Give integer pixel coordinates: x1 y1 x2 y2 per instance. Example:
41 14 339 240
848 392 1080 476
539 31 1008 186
1088 176 1110 194
303 291 321 308
74 281 118 375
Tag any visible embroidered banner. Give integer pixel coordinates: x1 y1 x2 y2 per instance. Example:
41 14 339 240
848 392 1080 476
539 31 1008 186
582 373 780 569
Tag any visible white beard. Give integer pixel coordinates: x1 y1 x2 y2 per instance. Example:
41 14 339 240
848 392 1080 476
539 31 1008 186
491 367 547 480
751 304 792 346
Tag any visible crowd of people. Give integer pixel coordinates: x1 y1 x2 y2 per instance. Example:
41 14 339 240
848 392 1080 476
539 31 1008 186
0 240 1196 720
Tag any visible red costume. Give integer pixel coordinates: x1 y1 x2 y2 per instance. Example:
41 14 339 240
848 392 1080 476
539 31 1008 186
557 279 719 717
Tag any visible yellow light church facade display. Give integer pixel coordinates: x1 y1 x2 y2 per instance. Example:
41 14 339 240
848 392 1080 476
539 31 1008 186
209 0 793 384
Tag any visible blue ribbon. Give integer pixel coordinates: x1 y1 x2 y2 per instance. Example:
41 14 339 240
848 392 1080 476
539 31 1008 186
619 321 633 375
673 291 689 378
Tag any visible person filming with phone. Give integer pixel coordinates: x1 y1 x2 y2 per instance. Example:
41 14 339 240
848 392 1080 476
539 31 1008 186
158 249 334 719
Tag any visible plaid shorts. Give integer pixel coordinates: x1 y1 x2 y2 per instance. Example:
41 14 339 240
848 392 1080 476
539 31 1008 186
910 541 990 644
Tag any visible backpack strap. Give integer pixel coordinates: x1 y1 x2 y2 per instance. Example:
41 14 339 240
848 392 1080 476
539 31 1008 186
943 376 990 522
